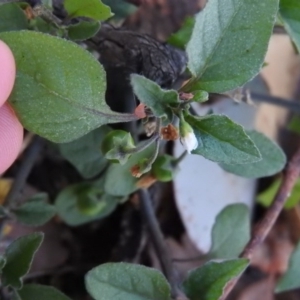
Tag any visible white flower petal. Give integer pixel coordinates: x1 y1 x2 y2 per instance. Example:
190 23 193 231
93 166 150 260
182 131 198 154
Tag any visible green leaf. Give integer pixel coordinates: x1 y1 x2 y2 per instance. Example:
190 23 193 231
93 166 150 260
67 20 101 41
85 262 171 300
0 3 28 33
185 0 279 93
0 31 135 143
276 239 300 293
220 130 286 178
104 143 155 196
257 178 300 209
185 114 261 164
12 196 56 227
167 16 195 50
102 0 137 19
131 74 179 124
209 204 250 259
102 130 136 165
28 17 56 34
2 233 44 289
279 0 300 52
152 155 176 182
288 115 300 135
15 284 71 300
58 126 111 179
183 259 249 300
192 90 209 103
64 0 113 21
55 182 120 226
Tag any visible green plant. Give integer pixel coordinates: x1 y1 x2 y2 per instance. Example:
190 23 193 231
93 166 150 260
1 0 300 299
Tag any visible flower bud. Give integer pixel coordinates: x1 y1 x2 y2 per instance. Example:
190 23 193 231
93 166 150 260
179 114 198 153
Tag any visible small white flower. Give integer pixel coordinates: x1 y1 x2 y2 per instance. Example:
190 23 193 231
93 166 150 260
181 131 198 153
179 113 199 154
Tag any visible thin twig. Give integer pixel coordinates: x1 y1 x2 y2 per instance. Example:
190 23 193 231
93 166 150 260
139 189 186 299
3 136 43 207
251 92 300 114
221 145 300 300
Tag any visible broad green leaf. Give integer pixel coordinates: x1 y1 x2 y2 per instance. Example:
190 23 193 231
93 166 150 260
276 239 300 293
0 3 28 33
209 204 250 259
12 197 56 227
185 114 261 164
183 259 249 300
15 284 71 300
55 182 120 226
288 115 300 135
64 0 113 20
257 178 300 209
0 31 135 143
104 143 155 196
67 20 101 41
220 130 286 178
185 0 279 93
131 74 179 124
58 126 111 179
2 233 44 289
102 0 137 19
85 262 171 300
167 16 195 50
279 0 300 52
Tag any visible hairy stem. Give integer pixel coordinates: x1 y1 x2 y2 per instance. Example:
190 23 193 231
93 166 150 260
221 145 300 300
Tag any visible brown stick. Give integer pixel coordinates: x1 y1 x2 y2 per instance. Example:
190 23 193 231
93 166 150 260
221 145 300 300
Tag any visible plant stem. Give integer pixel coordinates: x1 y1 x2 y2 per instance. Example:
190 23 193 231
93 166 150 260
147 138 160 166
33 5 62 28
173 150 188 167
126 133 159 154
221 145 300 300
139 189 185 299
3 136 43 207
251 92 300 114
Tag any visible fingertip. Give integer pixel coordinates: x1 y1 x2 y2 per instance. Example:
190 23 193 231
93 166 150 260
0 40 16 107
0 103 23 174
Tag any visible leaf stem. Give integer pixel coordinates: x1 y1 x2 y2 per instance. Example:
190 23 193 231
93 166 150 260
3 136 43 208
146 138 160 167
173 150 188 167
33 5 63 28
250 92 300 114
126 133 159 155
138 189 185 299
220 145 300 300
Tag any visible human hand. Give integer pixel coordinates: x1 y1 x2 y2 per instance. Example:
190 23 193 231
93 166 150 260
0 40 23 174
